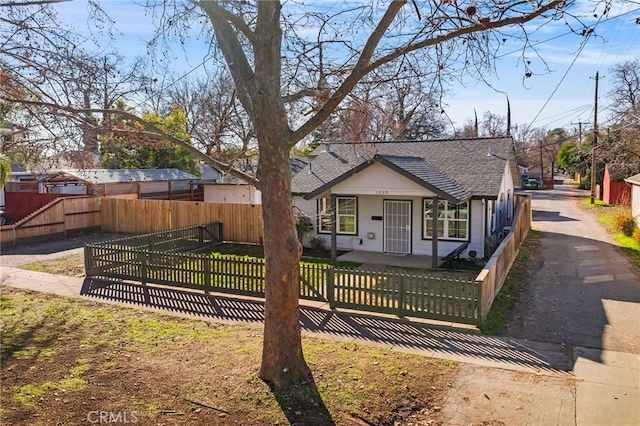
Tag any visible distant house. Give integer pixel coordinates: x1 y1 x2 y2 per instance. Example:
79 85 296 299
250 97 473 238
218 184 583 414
603 164 638 205
291 137 519 260
625 173 640 225
40 168 200 199
203 158 307 205
202 159 261 205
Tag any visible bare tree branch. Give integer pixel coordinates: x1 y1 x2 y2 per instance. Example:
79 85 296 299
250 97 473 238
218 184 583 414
2 97 260 186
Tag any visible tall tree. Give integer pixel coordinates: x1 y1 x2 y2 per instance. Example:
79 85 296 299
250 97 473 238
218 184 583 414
334 65 447 141
605 60 640 166
542 128 567 177
0 4 148 168
2 0 603 389
0 153 10 188
101 102 200 175
164 72 256 160
479 111 507 138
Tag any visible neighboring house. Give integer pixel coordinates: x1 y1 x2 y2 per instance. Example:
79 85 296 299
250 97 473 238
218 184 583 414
291 137 519 260
203 159 261 205
625 173 640 225
1 163 61 221
40 169 200 198
603 163 638 205
203 158 308 205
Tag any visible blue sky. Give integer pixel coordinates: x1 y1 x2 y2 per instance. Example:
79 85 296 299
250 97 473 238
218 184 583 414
54 1 640 134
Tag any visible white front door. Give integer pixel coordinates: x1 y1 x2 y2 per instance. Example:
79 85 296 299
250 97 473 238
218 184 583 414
384 200 411 254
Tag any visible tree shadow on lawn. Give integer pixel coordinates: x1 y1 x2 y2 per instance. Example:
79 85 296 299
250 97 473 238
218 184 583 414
80 277 575 375
269 375 336 426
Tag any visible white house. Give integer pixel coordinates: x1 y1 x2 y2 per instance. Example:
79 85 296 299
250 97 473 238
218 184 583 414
291 138 520 261
625 173 640 225
202 158 307 205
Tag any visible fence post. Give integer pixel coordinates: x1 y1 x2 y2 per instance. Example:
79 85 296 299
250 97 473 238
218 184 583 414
140 250 147 285
199 226 204 247
398 273 405 317
204 255 212 290
327 268 335 309
476 279 483 327
84 245 91 276
62 198 67 236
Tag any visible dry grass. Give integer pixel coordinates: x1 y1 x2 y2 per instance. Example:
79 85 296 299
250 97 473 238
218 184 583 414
1 286 457 425
19 254 86 277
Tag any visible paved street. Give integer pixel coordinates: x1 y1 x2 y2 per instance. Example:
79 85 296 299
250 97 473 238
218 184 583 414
506 179 640 353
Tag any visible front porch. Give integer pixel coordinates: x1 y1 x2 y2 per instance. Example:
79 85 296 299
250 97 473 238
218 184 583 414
337 250 445 269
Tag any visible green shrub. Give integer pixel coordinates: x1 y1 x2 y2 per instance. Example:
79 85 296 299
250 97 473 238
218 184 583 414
633 227 640 246
309 236 327 252
295 214 314 242
614 213 637 237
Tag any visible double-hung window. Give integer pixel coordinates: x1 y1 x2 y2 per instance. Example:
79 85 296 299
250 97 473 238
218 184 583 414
424 199 468 240
318 196 357 234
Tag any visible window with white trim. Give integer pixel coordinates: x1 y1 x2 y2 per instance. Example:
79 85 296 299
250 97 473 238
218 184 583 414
424 199 469 240
318 196 357 234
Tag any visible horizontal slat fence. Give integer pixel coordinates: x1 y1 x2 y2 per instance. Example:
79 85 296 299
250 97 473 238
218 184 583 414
476 194 531 323
85 227 480 324
1 196 100 246
101 198 263 244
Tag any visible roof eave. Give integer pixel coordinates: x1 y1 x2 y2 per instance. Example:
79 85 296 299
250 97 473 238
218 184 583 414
303 158 379 200
377 157 463 203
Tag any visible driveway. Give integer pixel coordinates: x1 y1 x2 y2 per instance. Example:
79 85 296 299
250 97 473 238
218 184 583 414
0 232 120 268
505 177 640 354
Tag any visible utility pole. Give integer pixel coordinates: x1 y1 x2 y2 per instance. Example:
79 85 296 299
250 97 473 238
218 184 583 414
590 72 599 204
539 138 544 188
571 121 588 142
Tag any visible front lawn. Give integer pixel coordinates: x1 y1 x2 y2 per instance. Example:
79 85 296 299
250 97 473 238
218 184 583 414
1 286 456 425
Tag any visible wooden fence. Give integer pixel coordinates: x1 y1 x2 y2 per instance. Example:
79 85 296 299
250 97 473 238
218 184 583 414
100 198 263 244
476 194 532 323
0 196 101 246
329 267 480 323
85 225 480 325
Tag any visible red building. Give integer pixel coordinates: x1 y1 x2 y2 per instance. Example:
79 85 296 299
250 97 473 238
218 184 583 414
603 164 637 206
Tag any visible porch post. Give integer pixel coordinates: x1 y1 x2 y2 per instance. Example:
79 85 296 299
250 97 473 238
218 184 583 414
432 196 438 269
331 193 337 260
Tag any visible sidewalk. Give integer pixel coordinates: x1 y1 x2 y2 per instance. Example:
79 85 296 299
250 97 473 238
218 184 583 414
2 265 639 425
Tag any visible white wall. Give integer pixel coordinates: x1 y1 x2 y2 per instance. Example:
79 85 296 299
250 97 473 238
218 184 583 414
632 184 640 224
495 161 515 231
48 183 87 195
293 194 487 258
204 184 261 204
332 162 436 197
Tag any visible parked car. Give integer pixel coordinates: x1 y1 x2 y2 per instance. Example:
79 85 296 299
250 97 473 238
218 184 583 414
527 179 540 189
0 210 12 226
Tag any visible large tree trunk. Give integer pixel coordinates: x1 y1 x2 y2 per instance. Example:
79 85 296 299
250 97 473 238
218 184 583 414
257 142 310 388
254 1 309 388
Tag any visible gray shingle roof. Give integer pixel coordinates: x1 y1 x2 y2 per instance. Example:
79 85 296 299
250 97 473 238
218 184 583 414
292 138 516 202
625 173 640 185
43 168 199 184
